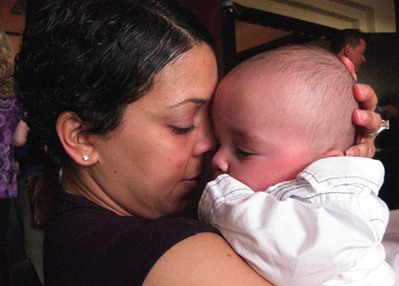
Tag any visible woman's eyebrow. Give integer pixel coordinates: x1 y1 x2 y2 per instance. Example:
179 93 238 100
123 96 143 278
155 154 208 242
172 98 208 108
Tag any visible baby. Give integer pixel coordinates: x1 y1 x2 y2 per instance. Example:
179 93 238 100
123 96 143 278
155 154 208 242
199 45 395 286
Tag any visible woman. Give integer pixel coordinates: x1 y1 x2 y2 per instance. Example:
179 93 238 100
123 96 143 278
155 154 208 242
14 0 381 285
0 27 29 286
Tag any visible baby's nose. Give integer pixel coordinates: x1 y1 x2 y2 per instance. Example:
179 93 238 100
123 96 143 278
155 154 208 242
211 149 228 179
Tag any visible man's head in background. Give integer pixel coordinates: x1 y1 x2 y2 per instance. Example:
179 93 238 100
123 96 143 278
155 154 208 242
329 29 366 73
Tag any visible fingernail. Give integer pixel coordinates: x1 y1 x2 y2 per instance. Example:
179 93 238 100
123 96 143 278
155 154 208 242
356 109 368 121
345 149 355 156
357 84 369 98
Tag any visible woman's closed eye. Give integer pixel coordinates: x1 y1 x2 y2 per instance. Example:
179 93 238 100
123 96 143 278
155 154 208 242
171 124 197 134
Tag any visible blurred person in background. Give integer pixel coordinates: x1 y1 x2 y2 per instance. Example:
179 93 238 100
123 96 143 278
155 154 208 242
0 26 28 286
330 28 366 73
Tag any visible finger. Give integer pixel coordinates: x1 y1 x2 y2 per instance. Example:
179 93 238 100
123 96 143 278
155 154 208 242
353 84 378 110
340 56 357 81
345 141 376 158
356 131 376 145
352 109 382 133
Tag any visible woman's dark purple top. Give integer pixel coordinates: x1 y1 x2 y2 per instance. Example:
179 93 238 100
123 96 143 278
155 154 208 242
0 97 22 198
44 189 219 285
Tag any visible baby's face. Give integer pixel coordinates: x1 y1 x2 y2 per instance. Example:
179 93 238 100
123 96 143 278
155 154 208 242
211 76 313 192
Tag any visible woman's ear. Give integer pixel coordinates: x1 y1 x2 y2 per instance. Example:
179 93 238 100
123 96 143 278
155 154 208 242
56 112 99 166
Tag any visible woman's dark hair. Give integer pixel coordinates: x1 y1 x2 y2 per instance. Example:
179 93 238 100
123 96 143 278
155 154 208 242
14 0 214 164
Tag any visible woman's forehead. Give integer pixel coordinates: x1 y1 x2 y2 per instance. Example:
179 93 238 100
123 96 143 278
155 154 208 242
151 44 217 101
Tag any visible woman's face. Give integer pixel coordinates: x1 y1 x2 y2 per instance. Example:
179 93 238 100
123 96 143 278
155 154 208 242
91 44 218 219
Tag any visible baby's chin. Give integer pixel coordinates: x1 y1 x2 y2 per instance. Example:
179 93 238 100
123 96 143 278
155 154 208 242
242 180 275 193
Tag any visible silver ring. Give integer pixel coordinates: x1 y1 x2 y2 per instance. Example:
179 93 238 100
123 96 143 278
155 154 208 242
365 120 390 137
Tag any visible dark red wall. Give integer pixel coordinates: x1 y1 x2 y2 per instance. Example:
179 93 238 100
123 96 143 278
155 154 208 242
176 0 225 78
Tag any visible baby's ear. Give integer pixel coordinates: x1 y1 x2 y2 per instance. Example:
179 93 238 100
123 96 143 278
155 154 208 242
322 149 345 158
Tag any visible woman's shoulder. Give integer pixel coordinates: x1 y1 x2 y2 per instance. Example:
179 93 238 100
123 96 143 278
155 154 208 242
44 190 222 285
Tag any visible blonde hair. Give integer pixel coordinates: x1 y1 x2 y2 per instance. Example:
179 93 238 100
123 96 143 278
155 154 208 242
0 26 16 98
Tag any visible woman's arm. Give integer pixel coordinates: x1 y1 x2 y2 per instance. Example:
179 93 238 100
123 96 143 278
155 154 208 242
143 232 274 286
13 119 28 146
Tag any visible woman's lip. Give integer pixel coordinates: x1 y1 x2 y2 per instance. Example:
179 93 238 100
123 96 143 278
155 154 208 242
181 174 201 190
181 179 198 190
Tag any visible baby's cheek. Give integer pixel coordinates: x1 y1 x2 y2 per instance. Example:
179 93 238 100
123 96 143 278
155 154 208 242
229 168 256 189
240 168 273 192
